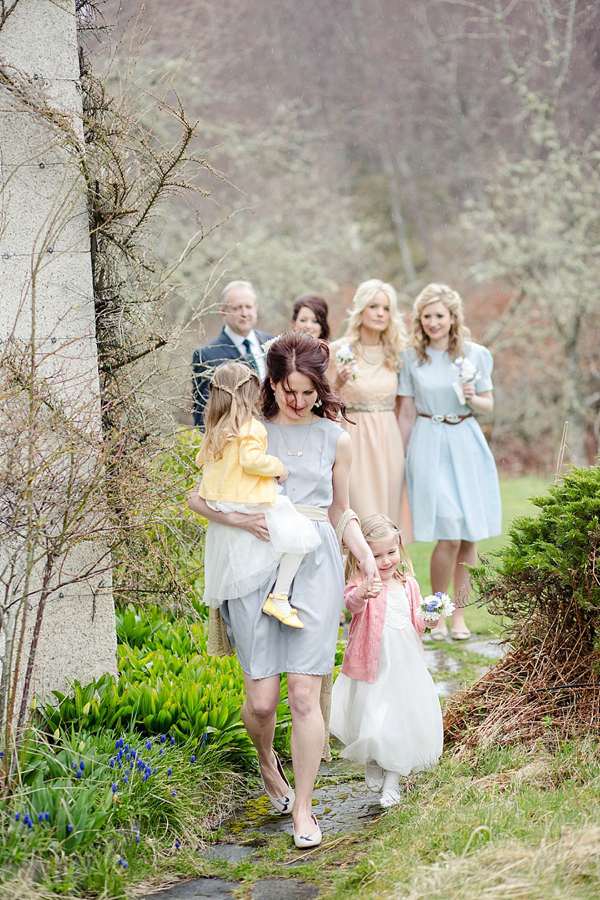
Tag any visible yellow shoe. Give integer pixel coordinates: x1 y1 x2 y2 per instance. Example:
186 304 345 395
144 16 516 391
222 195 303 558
262 594 304 629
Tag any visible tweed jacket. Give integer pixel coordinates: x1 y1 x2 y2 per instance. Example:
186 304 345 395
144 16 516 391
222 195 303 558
341 575 426 683
191 327 273 428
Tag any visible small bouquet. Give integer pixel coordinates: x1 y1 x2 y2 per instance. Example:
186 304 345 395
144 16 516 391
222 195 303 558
451 356 480 405
335 343 358 378
420 591 455 623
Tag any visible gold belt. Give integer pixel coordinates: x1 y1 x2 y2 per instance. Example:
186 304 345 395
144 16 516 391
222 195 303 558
294 504 329 521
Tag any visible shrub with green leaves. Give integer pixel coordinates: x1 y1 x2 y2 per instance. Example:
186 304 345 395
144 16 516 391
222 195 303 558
445 465 600 750
111 428 208 613
37 604 291 765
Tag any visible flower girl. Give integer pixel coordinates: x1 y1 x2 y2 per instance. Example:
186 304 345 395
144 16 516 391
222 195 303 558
196 362 321 627
330 514 444 807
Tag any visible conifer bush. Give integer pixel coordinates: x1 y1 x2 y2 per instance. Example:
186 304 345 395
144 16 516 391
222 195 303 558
445 465 600 750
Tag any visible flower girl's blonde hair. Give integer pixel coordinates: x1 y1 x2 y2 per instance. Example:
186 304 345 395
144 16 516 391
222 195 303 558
202 362 260 460
345 513 414 583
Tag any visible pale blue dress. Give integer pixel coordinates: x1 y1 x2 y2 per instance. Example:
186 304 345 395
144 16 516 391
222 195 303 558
397 343 501 542
220 418 345 679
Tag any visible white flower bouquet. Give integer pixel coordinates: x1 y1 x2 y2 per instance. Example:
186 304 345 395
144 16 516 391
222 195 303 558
335 343 358 378
451 356 480 405
420 591 455 623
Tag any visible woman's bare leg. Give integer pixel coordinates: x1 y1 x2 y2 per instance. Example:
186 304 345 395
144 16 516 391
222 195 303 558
450 540 477 634
429 539 461 637
241 673 288 798
287 673 324 835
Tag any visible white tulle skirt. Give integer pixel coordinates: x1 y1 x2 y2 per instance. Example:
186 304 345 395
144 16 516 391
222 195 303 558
330 622 443 788
203 495 321 607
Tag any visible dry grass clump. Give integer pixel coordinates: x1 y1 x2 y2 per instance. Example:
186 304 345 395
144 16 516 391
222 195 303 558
444 467 600 752
401 825 600 900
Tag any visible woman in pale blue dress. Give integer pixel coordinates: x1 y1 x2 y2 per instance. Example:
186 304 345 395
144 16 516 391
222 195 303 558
189 331 377 848
397 284 501 640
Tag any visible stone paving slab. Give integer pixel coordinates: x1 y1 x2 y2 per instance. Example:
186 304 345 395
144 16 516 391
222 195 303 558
139 877 238 899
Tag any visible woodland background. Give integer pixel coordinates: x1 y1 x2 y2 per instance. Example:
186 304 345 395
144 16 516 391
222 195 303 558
95 0 600 473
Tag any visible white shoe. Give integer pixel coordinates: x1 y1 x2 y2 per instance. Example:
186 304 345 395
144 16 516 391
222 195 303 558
293 813 322 848
380 788 401 809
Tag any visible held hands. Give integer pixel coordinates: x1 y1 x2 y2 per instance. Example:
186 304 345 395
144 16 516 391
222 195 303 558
357 576 383 600
277 465 290 483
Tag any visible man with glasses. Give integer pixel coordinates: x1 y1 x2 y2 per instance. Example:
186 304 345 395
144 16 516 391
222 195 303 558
192 280 273 427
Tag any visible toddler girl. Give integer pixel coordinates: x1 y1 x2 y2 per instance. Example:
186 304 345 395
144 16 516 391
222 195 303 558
330 514 443 807
196 362 320 627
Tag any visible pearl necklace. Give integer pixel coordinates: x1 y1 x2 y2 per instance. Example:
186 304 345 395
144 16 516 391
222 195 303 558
276 421 314 457
356 342 384 364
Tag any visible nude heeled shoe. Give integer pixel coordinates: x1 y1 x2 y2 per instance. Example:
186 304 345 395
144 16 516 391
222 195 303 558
262 594 304 628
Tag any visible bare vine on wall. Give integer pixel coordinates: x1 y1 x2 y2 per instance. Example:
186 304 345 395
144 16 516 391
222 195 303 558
0 1 227 764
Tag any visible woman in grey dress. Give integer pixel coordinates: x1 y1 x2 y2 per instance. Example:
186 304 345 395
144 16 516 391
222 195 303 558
189 331 377 848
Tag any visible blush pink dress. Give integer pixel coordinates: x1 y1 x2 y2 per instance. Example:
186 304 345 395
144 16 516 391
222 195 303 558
330 341 410 536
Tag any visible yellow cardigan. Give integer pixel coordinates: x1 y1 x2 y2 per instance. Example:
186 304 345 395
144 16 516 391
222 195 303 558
197 417 284 505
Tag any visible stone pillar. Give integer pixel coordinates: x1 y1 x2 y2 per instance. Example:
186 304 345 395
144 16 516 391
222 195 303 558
0 0 117 720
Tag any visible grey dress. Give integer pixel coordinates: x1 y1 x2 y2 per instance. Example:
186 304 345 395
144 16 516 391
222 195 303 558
220 417 345 680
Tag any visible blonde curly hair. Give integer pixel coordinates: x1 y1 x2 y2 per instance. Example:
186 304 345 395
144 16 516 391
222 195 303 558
345 513 414 583
338 279 407 372
201 362 260 460
410 283 471 364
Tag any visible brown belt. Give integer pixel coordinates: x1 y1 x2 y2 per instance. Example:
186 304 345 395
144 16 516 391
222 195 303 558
418 413 473 425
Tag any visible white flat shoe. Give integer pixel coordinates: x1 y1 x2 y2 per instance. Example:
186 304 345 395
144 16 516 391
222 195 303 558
293 813 322 848
380 788 401 809
260 750 295 814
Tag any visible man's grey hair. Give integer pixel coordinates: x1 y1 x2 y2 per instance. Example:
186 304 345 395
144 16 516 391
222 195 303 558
220 280 257 308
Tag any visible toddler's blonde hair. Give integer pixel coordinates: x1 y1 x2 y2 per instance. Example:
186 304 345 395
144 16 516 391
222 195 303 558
345 513 414 583
202 362 261 460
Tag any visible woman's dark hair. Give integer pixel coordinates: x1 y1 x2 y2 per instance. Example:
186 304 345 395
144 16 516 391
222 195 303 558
261 331 347 422
291 294 330 341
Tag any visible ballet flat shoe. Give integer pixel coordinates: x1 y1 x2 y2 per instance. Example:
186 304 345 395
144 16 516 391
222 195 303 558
293 813 322 849
429 629 447 641
451 628 471 641
261 750 295 815
262 594 304 629
380 788 402 809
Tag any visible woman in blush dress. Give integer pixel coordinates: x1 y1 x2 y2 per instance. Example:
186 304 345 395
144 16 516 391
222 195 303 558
329 279 409 532
291 294 331 342
397 283 501 640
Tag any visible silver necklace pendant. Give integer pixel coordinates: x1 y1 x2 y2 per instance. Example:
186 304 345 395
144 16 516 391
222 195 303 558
287 449 303 456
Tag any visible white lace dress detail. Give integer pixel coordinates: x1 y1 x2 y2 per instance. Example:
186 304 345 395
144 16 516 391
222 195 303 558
384 587 412 630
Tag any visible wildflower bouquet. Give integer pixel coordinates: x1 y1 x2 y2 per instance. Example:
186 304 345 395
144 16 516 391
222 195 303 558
335 343 358 378
451 356 480 405
420 591 455 623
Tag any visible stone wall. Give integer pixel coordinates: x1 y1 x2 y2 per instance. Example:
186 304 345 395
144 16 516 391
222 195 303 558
0 0 117 719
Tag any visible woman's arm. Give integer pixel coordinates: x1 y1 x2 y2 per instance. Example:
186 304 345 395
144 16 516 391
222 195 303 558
188 489 270 540
397 395 416 449
463 386 493 414
329 432 378 587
